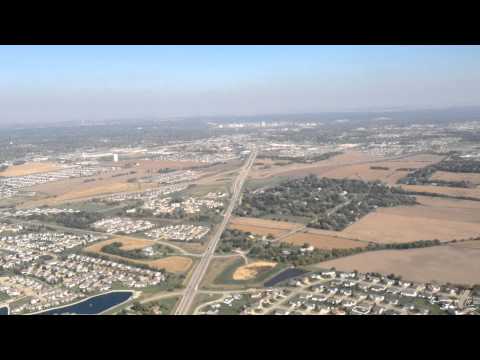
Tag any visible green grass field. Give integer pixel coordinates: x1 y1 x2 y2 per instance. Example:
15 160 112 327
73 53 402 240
211 257 288 288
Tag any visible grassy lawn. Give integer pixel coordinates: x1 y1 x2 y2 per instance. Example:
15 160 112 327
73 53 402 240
191 293 223 314
153 296 180 315
0 291 10 302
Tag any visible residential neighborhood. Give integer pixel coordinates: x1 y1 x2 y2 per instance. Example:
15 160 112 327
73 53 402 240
196 270 479 316
92 217 155 234
146 224 210 242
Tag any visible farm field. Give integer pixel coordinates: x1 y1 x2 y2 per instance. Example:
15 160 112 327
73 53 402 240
451 240 480 249
338 204 480 243
415 195 480 209
281 230 367 249
249 151 376 180
315 154 444 185
248 151 445 187
401 184 480 200
430 171 480 185
0 162 64 177
315 244 480 285
228 216 301 237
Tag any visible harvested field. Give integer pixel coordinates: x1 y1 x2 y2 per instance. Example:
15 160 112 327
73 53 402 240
232 261 277 280
415 195 480 210
316 245 480 285
339 204 480 243
306 154 444 185
430 171 480 185
228 216 301 236
402 184 480 200
0 162 63 177
282 231 367 249
451 240 480 249
249 151 444 185
249 151 376 179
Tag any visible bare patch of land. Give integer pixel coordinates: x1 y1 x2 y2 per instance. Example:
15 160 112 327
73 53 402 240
316 244 480 285
232 261 276 280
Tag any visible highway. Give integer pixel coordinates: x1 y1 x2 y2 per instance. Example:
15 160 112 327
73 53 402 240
174 148 257 315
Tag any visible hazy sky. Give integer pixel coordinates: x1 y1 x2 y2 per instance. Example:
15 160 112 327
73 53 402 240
1 45 480 123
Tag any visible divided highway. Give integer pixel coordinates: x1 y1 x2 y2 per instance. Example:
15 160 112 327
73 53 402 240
174 149 257 315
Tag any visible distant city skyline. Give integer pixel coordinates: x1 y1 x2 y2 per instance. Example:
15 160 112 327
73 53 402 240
1 45 480 124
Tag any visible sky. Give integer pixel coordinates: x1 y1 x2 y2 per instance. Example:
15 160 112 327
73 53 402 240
1 45 480 124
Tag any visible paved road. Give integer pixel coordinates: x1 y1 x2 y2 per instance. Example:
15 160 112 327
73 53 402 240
174 149 257 315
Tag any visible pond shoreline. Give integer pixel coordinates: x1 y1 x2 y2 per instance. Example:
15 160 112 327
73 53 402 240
25 290 137 315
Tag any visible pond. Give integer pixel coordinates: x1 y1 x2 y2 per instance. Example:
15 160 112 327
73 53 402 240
264 267 307 287
0 306 8 315
34 291 133 315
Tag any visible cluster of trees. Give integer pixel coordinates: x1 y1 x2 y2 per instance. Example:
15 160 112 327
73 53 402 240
435 158 480 173
398 166 471 188
218 228 448 267
101 242 172 260
27 211 103 229
237 175 416 231
218 229 256 253
398 158 480 188
126 300 174 315
157 168 176 174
